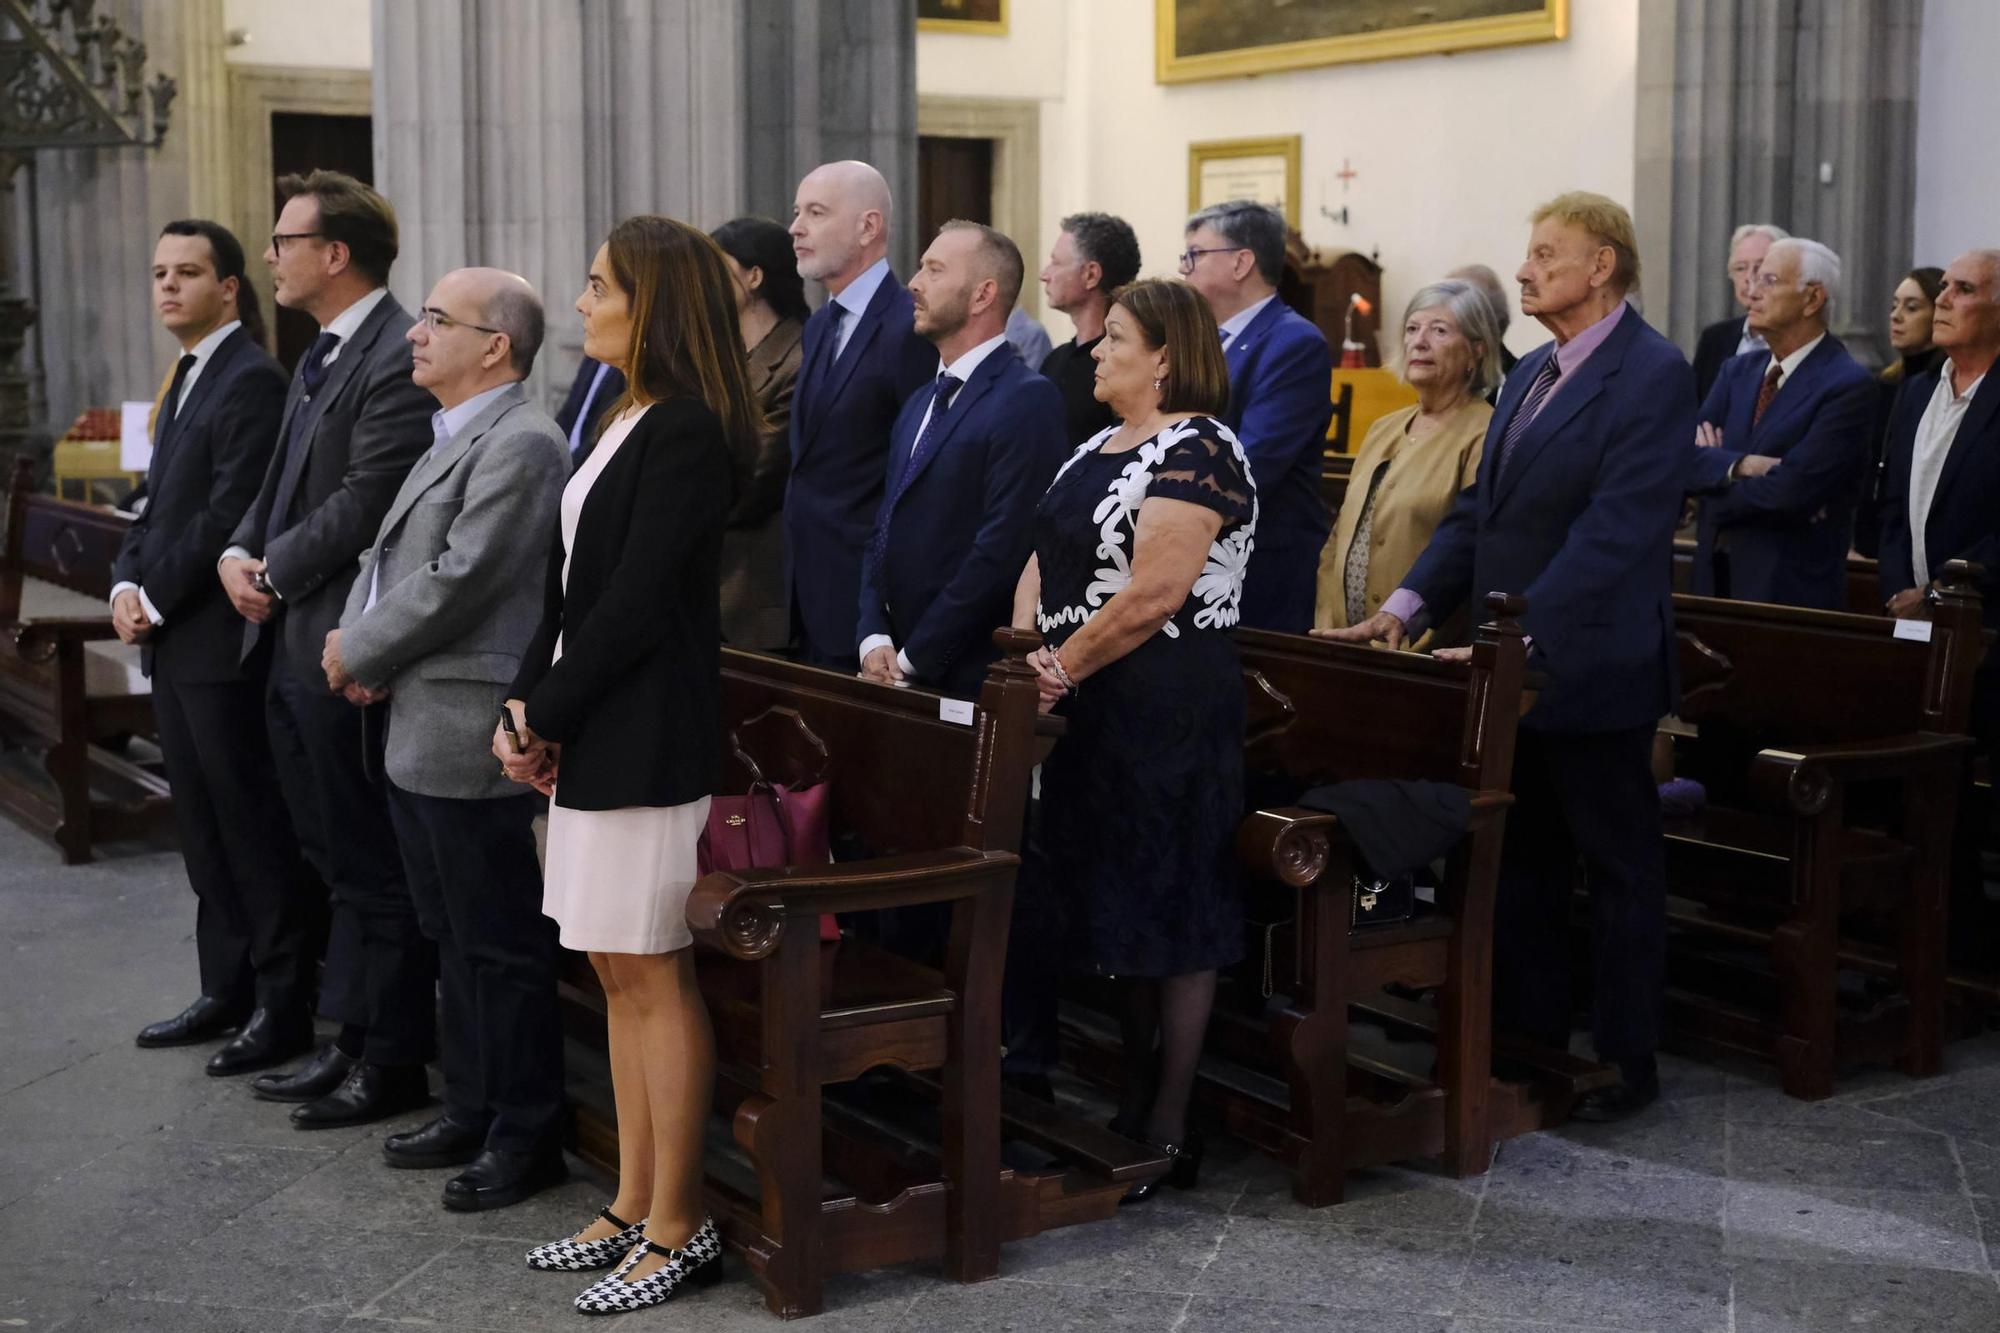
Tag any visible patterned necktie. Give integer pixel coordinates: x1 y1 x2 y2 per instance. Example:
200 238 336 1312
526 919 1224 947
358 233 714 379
1494 349 1562 479
896 373 963 494
1752 362 1784 428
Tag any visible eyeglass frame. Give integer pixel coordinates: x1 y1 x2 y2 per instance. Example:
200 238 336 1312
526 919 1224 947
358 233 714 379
1177 245 1247 274
418 306 504 336
269 230 326 254
1751 270 1821 292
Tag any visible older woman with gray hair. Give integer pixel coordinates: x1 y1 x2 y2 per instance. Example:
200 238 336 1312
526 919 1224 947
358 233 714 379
1313 279 1500 640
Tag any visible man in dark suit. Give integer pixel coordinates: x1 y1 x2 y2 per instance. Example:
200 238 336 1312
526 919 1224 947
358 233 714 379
553 353 623 466
1038 211 1141 447
1686 238 1875 609
1692 223 1789 400
1879 247 2000 967
118 220 313 1070
786 160 936 670
1181 199 1333 634
1328 193 1694 1120
216 170 437 1127
857 221 1067 699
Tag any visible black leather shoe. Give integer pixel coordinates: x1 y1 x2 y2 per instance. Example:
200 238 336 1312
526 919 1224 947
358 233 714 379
205 1008 313 1077
1570 1070 1662 1123
384 1114 489 1169
251 1043 357 1103
291 1062 430 1130
442 1145 568 1212
136 996 246 1048
1121 1132 1205 1205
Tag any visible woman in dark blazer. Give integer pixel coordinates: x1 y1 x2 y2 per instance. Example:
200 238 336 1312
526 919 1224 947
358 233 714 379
711 216 808 651
496 215 761 1316
1855 266 1945 557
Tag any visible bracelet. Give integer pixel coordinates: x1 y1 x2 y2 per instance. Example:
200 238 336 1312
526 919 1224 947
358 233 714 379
1047 648 1079 695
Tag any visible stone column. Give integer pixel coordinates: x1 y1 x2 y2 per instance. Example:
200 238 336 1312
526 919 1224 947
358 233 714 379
372 0 917 409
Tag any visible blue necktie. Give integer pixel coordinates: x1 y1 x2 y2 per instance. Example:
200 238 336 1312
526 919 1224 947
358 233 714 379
895 372 963 495
299 328 341 398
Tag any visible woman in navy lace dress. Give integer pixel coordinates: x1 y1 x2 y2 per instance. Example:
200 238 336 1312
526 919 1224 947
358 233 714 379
1011 277 1257 1199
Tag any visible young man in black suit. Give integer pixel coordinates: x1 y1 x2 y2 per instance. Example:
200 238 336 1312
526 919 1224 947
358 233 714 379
120 220 312 1069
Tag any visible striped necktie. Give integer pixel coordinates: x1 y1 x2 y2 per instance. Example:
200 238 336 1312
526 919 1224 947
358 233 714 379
1494 349 1562 480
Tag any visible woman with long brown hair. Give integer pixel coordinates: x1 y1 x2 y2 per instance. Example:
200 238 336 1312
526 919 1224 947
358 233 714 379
494 215 760 1315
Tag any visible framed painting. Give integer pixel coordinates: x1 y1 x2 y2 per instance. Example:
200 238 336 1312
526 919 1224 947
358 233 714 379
1188 136 1301 228
919 0 1008 36
1157 0 1568 84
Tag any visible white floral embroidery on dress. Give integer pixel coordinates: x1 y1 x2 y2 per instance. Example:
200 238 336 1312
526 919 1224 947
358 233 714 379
1037 417 1258 639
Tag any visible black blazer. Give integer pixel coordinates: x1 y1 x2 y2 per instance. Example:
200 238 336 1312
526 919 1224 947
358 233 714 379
1879 363 2000 632
511 396 731 810
1692 315 1747 403
113 327 287 682
228 293 435 681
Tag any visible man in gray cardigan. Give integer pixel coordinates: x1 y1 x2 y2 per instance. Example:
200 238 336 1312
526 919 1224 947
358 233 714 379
325 267 571 1212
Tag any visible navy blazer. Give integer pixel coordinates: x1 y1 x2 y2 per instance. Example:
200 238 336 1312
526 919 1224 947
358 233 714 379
1879 363 2000 632
112 327 287 682
856 343 1067 698
1403 306 1694 734
1692 314 1746 402
553 356 625 464
785 271 936 665
1221 298 1333 633
1686 334 1874 610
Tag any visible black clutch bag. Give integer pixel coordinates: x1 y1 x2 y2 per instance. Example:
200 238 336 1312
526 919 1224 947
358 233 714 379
1350 871 1416 928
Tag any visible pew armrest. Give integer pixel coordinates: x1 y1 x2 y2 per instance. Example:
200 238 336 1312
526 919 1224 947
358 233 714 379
1237 792 1515 888
11 615 121 661
1749 734 1975 815
686 846 1019 960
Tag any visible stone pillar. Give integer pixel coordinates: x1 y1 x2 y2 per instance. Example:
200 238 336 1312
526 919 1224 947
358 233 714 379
372 0 917 409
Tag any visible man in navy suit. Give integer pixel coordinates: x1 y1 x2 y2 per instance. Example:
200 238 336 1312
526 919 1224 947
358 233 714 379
1181 200 1333 633
786 160 936 670
1686 238 1874 609
1879 248 2000 967
857 221 1066 699
552 354 623 466
1327 193 1694 1120
117 220 311 1066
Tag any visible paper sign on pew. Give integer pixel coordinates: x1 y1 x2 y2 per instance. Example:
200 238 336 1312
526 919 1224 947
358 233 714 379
1892 618 1933 643
938 697 975 726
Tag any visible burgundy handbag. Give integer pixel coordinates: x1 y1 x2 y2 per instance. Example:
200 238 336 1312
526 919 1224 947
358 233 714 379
698 778 839 942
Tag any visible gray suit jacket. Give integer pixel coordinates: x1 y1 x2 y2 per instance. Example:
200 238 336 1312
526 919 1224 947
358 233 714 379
338 383 570 799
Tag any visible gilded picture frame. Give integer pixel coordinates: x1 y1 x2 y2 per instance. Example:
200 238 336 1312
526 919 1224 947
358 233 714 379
1188 136 1301 228
1156 0 1568 84
919 0 1008 36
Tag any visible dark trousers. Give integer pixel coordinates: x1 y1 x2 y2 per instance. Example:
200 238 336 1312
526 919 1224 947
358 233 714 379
1493 723 1666 1080
263 633 434 1066
386 783 564 1151
150 662 312 1013
1001 795 1062 1076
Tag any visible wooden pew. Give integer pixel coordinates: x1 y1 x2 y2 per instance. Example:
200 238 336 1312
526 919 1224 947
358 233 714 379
1658 571 1987 1097
557 630 1163 1318
1671 538 1886 619
0 457 169 862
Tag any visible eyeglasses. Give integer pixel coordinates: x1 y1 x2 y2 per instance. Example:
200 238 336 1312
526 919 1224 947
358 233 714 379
419 307 503 335
1177 245 1245 273
1752 272 1821 292
269 230 324 254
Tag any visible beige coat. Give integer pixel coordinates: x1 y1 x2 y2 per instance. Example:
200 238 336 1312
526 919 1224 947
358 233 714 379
1314 397 1492 638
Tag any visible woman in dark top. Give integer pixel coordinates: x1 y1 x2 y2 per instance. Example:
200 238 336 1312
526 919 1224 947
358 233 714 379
1857 266 1945 557
1012 277 1257 1200
496 216 761 1315
711 216 808 651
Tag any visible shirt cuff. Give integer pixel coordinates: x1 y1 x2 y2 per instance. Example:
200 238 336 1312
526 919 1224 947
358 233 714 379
220 544 253 566
857 634 895 662
1381 587 1425 628
109 581 165 626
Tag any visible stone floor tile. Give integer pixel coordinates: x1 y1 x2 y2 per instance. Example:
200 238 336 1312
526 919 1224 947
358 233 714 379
1487 1103 1727 1184
41 1296 358 1331
1730 1256 2000 1331
1723 1182 1986 1271
1457 1217 1729 1332
901 1279 1190 1331
0 1043 228 1142
1957 1138 2000 1196
1973 1194 1998 1270
159 1079 436 1152
0 1129 124 1209
1229 1160 1484 1233
1479 1167 1725 1229
113 1218 456 1317
1193 1217 1471 1314
0 1283 101 1332
1854 1067 2000 1148
1180 1293 1452 1331
1725 1120 1964 1191
996 1196 1228 1293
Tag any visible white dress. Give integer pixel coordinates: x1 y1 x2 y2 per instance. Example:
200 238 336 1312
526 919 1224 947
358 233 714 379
541 404 713 955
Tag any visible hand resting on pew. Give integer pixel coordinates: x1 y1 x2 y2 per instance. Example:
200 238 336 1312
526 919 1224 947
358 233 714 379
1311 608 1407 650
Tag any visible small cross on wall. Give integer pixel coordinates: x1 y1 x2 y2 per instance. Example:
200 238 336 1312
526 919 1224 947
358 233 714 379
1336 159 1358 190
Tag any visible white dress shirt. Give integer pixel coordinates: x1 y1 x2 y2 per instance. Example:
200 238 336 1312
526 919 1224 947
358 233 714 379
1909 359 1989 585
110 319 245 626
363 383 513 613
1217 293 1277 351
830 257 891 361
1735 323 1769 357
857 332 1011 677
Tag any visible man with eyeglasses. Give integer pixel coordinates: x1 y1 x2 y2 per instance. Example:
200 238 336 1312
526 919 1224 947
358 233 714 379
1179 199 1333 633
1692 223 1790 401
1686 237 1873 609
216 169 439 1129
322 267 571 1209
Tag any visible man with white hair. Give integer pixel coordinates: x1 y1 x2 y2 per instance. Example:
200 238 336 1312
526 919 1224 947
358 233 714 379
785 159 935 669
1693 223 1791 398
1686 237 1874 609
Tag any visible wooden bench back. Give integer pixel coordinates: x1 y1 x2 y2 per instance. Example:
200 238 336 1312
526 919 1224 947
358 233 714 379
1234 593 1529 798
1672 568 1987 744
3 457 130 606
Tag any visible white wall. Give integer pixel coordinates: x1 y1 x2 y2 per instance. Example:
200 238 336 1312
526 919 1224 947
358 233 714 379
919 0 1639 354
223 0 371 68
1914 0 2000 267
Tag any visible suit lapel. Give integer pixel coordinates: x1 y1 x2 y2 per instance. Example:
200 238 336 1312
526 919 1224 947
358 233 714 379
373 384 525 543
810 273 899 433
1749 337 1836 451
151 330 246 484
270 295 403 528
1489 330 1620 513
890 348 1010 512
1926 366 2000 532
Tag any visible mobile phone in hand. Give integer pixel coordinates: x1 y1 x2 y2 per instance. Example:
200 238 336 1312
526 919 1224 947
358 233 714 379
498 703 526 754
250 570 275 597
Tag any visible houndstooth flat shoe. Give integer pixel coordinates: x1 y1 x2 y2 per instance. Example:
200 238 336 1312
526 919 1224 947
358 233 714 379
573 1215 724 1315
525 1207 646 1272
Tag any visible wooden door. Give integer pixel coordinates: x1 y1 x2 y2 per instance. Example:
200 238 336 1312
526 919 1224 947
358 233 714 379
269 112 374 372
917 135 994 248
